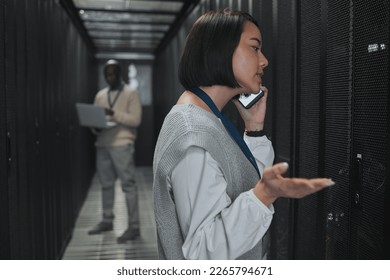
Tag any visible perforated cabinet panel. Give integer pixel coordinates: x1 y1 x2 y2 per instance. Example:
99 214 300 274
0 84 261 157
0 0 11 259
4 0 28 259
266 0 297 260
323 0 353 259
273 0 294 162
293 0 389 259
350 0 389 259
294 0 324 259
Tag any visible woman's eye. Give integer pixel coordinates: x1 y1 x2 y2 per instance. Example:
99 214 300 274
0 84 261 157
252 46 260 52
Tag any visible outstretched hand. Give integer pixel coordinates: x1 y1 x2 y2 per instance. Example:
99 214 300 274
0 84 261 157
253 162 335 206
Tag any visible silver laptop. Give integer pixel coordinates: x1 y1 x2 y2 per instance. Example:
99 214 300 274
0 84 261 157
75 103 117 129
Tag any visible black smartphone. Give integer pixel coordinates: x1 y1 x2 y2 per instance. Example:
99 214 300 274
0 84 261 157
234 90 264 109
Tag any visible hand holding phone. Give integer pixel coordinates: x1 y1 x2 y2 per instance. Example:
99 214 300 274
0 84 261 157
234 90 264 109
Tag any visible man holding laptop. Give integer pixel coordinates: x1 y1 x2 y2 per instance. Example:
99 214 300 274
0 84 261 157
88 59 142 243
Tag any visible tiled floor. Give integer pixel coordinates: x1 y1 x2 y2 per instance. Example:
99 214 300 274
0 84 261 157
62 166 158 260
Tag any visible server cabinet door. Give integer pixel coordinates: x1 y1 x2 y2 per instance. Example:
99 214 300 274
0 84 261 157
322 0 354 259
348 0 389 259
294 0 389 259
0 0 11 260
314 0 389 259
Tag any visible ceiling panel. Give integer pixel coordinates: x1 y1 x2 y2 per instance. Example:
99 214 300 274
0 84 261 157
74 0 183 11
69 0 199 60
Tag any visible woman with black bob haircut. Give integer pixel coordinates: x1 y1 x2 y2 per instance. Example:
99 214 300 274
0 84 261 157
179 9 259 89
153 8 334 260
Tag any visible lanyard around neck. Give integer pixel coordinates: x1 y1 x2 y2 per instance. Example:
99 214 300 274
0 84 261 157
107 83 124 109
190 87 260 178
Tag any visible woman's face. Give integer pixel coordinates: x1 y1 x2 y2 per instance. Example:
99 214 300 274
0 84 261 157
232 21 268 93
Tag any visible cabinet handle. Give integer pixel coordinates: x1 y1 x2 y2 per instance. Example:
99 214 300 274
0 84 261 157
352 153 362 208
6 131 11 175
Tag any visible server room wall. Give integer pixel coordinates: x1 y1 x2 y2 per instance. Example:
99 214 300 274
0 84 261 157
153 0 389 259
294 0 389 260
0 0 8 259
0 0 97 259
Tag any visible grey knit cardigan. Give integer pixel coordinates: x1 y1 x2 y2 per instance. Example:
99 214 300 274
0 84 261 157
153 104 269 259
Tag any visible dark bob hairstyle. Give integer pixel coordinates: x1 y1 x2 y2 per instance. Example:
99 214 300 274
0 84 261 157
178 9 259 89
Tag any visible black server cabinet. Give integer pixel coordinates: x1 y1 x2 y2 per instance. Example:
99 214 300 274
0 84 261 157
0 0 11 260
261 0 389 259
348 0 389 259
322 0 353 259
293 0 389 259
1 0 96 259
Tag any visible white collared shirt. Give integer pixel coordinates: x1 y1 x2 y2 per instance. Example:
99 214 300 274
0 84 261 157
169 134 275 259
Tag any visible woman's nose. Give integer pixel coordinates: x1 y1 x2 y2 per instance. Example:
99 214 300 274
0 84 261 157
259 52 269 68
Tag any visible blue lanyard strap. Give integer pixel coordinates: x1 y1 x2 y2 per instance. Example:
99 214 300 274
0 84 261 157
190 87 260 178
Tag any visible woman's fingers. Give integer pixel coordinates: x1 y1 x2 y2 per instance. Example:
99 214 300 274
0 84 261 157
261 163 335 200
309 178 336 188
267 162 289 178
278 177 335 199
259 86 268 103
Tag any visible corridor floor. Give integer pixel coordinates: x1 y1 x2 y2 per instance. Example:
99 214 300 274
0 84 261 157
62 166 158 260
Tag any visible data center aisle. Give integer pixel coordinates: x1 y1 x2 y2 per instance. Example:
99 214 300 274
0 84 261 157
62 167 158 260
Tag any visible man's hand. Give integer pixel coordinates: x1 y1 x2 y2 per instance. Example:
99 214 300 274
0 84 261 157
105 108 114 116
